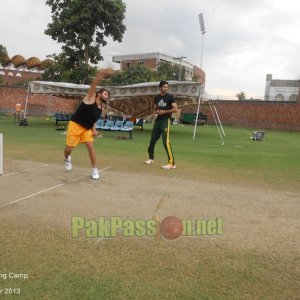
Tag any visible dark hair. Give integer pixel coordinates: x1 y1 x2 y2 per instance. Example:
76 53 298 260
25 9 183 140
97 88 110 97
159 81 168 88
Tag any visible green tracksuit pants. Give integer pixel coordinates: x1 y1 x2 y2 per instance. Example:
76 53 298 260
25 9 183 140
147 118 175 165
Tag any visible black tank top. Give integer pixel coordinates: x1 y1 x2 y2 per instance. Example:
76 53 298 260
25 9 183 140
71 101 102 129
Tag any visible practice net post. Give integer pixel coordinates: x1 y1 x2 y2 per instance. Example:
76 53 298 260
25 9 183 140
0 133 3 175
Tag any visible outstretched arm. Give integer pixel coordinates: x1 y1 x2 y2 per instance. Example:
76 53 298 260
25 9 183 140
85 69 113 102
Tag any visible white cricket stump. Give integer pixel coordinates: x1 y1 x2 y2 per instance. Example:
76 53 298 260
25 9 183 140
0 133 3 175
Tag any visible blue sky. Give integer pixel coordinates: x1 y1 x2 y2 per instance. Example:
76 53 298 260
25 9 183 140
1 0 300 98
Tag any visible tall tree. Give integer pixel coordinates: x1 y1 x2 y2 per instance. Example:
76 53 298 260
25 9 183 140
101 63 189 87
45 0 126 83
156 62 181 81
102 66 155 86
42 53 98 83
236 91 246 101
0 44 8 65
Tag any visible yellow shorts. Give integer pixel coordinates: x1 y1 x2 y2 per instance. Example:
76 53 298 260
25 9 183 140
66 121 94 147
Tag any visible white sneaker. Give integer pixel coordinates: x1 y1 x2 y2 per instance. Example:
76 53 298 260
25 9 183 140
162 164 176 170
92 168 100 180
64 156 72 171
145 159 154 165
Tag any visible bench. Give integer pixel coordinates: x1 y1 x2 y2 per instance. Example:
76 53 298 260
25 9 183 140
54 113 72 126
181 113 207 125
0 109 14 119
0 111 6 120
134 118 144 130
96 119 134 139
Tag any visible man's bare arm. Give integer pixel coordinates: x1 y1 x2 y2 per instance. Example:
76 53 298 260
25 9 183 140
85 69 113 102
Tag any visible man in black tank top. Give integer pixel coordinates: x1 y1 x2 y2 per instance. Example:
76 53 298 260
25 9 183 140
64 71 110 180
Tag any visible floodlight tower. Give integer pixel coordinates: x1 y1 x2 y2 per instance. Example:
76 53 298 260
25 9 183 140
198 13 206 69
194 13 225 144
193 13 206 141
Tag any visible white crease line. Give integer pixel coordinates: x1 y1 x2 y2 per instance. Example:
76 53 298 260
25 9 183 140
0 167 110 209
100 167 110 172
1 164 49 177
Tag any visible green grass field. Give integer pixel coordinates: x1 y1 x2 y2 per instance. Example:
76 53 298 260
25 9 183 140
0 117 299 299
1 116 300 191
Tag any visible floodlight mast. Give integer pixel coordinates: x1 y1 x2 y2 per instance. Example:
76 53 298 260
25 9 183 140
198 13 206 69
193 13 206 141
194 13 225 144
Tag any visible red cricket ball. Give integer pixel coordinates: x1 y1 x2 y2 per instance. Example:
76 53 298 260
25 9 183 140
160 216 183 240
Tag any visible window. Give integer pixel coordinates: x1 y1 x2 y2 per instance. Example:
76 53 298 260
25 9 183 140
289 94 298 101
138 61 144 66
275 94 284 101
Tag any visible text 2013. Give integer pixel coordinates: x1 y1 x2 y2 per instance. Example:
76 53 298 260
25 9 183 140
0 288 21 295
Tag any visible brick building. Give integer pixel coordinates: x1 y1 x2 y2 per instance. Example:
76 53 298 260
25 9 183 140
112 52 205 84
0 68 42 86
0 54 50 86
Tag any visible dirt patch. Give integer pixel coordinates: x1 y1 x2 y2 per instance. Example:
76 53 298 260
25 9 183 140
1 159 299 259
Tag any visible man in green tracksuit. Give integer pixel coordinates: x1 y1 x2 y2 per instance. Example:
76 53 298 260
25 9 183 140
145 81 177 170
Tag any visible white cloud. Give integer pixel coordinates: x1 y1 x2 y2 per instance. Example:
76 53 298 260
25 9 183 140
1 0 299 97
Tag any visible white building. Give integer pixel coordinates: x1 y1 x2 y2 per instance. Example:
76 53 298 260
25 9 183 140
264 74 299 101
